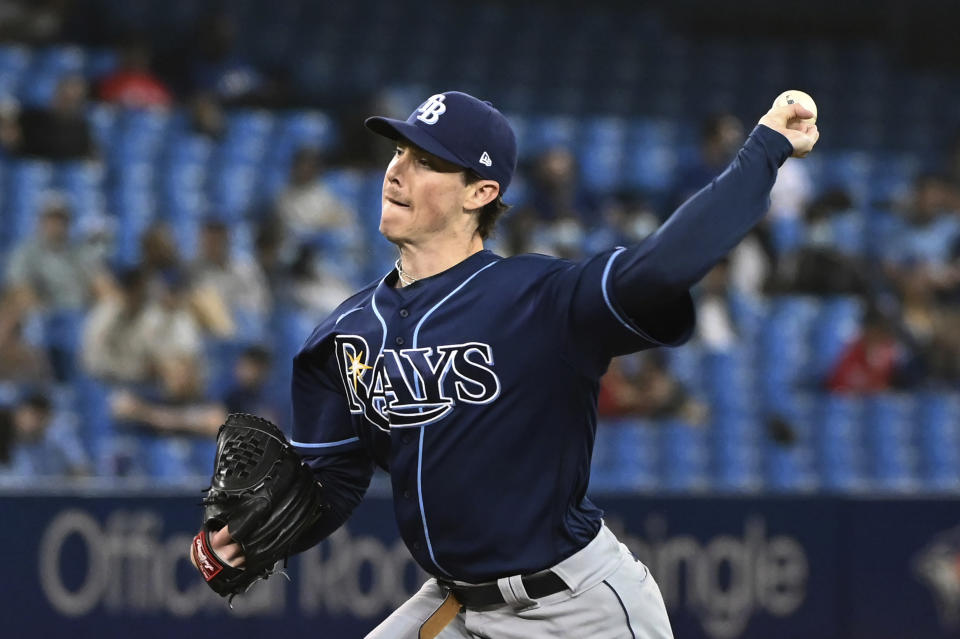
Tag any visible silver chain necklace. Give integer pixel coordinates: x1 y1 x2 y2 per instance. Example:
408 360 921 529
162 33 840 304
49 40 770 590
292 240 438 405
395 258 419 286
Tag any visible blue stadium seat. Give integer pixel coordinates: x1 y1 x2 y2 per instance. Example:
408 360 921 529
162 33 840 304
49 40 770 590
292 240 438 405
275 110 337 154
0 44 31 74
622 146 678 194
814 394 868 491
35 45 86 75
523 115 579 156
764 443 818 492
3 160 54 245
863 394 918 492
578 118 627 193
208 162 258 220
916 392 960 491
809 296 862 379
85 48 119 79
660 420 709 492
592 419 659 491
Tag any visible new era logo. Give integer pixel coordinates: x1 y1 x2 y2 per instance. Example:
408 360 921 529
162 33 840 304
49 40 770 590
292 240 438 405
479 151 492 167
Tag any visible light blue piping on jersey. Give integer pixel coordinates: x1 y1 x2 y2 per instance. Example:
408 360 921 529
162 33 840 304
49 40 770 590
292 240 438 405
370 282 389 357
335 306 363 325
601 247 645 339
411 258 499 578
290 436 360 448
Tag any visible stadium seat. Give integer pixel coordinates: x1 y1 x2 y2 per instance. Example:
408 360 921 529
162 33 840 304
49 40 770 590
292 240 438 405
809 296 862 380
916 392 960 491
660 420 709 492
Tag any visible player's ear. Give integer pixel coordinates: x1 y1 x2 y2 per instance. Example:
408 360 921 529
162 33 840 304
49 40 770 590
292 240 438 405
463 179 499 212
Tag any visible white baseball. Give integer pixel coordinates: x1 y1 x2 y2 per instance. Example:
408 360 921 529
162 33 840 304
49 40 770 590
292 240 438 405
773 89 817 124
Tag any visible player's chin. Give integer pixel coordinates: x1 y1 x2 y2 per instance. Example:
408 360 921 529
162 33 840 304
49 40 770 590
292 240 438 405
379 210 410 243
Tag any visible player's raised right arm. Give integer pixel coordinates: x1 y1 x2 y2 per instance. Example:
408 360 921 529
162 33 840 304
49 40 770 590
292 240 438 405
611 102 818 306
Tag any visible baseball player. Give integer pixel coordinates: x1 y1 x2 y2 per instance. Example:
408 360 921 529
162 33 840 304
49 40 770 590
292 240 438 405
207 90 818 638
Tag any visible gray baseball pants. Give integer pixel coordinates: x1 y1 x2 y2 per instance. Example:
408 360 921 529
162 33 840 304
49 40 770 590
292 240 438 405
366 524 674 639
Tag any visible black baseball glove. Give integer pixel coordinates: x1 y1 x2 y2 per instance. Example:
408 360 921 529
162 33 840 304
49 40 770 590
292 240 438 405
190 413 328 599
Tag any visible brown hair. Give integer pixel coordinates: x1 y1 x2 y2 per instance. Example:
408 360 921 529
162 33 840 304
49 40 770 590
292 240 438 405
463 170 510 239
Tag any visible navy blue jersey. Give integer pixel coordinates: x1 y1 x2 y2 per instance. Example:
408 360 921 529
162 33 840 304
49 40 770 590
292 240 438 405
290 125 793 583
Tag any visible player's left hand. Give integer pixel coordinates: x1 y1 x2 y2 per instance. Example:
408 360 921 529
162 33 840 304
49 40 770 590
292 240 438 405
757 103 819 158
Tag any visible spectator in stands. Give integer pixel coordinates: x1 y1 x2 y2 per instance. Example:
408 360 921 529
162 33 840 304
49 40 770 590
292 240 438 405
222 345 280 424
696 260 739 353
506 147 601 258
0 391 89 478
0 97 21 156
0 320 52 383
282 244 355 317
667 112 744 215
97 37 172 109
253 218 287 294
598 352 707 423
826 307 921 393
772 188 870 296
274 148 357 243
189 218 271 338
82 267 204 386
108 361 226 438
187 92 226 140
0 194 111 380
188 13 282 107
16 73 96 160
885 174 960 270
0 0 67 44
139 222 234 339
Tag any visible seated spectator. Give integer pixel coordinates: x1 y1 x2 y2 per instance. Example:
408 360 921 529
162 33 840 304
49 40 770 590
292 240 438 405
0 319 52 383
282 244 355 317
188 13 282 107
187 92 226 140
598 352 707 423
138 222 234 338
108 357 226 438
275 147 358 246
189 218 271 333
826 307 921 393
222 345 280 424
16 73 97 160
696 260 739 353
772 189 869 296
0 194 111 380
884 174 960 277
97 38 172 109
82 267 204 386
0 0 66 44
0 97 21 156
0 391 90 478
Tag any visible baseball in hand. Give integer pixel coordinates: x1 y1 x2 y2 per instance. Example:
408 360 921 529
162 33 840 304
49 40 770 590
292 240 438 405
773 90 817 124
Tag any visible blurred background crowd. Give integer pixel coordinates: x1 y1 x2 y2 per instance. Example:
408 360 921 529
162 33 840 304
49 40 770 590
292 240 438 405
2 0 960 495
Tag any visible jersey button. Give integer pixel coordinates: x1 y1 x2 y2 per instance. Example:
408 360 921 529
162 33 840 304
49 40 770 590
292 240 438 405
401 433 412 445
403 489 412 499
413 541 422 551
395 336 405 346
399 309 409 318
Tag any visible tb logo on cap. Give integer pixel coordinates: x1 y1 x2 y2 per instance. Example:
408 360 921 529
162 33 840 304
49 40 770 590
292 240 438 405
416 94 447 125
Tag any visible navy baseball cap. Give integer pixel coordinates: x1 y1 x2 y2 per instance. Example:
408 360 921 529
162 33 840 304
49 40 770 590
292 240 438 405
365 91 518 194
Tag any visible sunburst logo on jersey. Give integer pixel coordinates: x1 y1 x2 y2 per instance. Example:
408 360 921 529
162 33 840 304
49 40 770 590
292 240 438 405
346 350 373 392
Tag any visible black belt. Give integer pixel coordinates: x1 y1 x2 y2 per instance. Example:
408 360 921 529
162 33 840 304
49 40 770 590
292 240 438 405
439 571 568 608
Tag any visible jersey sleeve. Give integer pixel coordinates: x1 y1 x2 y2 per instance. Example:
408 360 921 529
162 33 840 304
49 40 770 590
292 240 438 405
545 249 696 373
551 125 794 372
290 337 366 456
288 326 377 550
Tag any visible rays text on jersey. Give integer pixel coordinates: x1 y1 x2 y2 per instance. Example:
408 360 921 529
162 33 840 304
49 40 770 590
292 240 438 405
334 335 501 430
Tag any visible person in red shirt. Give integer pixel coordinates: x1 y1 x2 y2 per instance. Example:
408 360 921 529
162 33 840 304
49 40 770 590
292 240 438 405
827 307 909 393
98 40 172 109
